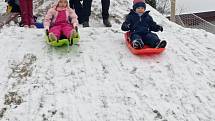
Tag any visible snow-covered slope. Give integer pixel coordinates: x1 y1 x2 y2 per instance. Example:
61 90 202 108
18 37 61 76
0 0 215 121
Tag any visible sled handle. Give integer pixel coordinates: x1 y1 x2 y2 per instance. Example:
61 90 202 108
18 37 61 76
75 26 78 33
46 29 49 36
69 26 79 46
46 29 51 42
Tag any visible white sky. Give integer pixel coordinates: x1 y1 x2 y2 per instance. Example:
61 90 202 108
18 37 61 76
176 0 215 14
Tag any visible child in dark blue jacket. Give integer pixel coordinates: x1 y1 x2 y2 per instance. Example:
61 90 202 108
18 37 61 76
121 0 166 49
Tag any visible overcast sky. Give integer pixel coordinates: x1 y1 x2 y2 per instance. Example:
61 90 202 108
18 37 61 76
176 0 215 14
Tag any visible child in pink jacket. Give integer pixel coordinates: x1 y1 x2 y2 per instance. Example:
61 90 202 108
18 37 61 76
44 0 78 41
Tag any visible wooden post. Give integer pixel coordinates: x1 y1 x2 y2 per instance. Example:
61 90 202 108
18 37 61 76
170 0 176 22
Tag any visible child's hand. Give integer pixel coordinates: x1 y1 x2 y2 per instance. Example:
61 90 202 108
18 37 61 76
122 23 131 31
73 23 78 28
126 24 131 29
45 26 49 31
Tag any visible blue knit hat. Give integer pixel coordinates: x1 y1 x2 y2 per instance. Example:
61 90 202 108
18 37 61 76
133 1 146 10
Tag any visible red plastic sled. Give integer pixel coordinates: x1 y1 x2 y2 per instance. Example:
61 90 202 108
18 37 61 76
124 32 165 55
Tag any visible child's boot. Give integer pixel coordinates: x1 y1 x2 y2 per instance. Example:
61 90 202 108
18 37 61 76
156 40 167 48
30 25 36 28
23 25 29 28
132 39 144 49
49 33 57 42
83 21 89 27
103 19 112 27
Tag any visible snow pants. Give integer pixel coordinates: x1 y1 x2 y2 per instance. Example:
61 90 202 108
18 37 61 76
69 0 110 23
49 23 74 39
69 0 92 24
19 0 34 26
101 0 110 20
130 32 160 48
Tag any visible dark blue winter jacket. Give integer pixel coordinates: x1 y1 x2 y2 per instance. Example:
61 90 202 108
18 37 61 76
121 10 162 35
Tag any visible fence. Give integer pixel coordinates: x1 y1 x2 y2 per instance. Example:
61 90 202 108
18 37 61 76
175 13 215 34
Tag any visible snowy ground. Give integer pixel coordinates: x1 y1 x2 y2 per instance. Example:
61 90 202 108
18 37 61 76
0 0 215 121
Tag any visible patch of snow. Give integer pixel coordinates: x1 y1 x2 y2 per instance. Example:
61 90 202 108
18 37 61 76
0 0 215 121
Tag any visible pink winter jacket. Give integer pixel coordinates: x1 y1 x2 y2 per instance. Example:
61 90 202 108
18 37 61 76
44 5 78 29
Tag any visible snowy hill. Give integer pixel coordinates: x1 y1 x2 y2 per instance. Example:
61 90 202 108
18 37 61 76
1 0 215 121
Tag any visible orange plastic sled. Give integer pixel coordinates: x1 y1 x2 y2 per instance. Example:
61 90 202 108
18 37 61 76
124 32 165 55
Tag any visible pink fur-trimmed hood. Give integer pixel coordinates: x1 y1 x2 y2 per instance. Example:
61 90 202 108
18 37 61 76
43 1 78 29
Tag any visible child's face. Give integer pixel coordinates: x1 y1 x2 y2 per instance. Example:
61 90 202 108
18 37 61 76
58 0 68 8
135 7 145 14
